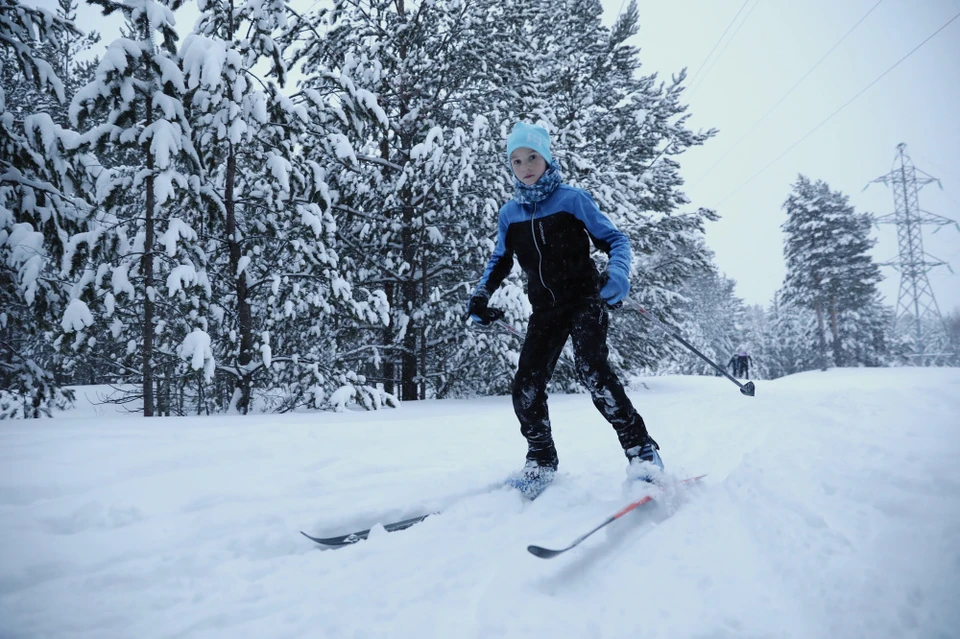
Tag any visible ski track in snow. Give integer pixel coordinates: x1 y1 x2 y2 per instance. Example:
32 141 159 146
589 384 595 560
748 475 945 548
1 368 959 638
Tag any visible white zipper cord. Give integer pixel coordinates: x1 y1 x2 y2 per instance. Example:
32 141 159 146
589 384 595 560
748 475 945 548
531 202 556 303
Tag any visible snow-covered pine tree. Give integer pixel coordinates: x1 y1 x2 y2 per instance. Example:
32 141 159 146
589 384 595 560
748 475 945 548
292 0 530 401
500 0 718 379
45 0 99 114
182 0 393 413
3 0 106 388
763 290 819 378
68 0 206 416
0 0 99 125
781 175 884 369
943 309 960 366
0 0 96 417
183 0 293 413
666 263 747 377
739 303 770 379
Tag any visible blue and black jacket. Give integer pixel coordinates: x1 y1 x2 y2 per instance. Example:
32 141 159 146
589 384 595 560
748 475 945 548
476 184 632 311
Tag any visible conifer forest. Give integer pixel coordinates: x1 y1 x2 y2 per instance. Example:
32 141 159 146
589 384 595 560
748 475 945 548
2 0 958 418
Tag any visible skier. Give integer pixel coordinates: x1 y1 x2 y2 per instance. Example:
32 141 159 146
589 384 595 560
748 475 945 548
727 353 739 377
737 351 752 378
466 121 663 499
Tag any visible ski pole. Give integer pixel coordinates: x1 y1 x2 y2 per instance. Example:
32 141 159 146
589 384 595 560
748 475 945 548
619 299 755 397
495 319 525 338
463 309 525 338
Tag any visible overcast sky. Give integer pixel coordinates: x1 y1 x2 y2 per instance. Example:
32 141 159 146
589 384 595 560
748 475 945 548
599 0 960 314
31 0 960 315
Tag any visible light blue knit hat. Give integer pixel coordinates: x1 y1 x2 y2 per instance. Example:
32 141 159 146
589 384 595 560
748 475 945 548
506 122 552 164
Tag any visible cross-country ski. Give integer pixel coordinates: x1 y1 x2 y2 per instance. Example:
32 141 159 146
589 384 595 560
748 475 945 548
300 512 437 546
527 474 706 558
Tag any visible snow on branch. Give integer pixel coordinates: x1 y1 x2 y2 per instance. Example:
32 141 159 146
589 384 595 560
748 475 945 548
177 329 216 381
61 298 94 332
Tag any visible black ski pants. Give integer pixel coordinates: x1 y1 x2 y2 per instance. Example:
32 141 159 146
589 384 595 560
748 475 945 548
512 300 648 467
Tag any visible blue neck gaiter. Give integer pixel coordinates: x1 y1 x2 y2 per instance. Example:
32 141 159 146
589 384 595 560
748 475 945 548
513 161 562 205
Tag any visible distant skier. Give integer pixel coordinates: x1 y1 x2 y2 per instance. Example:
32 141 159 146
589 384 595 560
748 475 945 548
738 351 752 378
731 351 751 378
466 122 662 499
727 353 739 377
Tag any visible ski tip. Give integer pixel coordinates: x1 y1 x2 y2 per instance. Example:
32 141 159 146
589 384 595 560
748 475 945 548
300 530 333 545
300 530 358 547
527 544 563 559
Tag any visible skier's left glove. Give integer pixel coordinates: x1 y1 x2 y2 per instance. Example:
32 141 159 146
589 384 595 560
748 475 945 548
465 290 504 326
600 265 630 305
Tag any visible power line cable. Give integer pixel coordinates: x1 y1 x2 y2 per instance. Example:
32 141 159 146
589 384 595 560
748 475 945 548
691 0 885 189
714 9 960 208
687 0 762 98
685 0 752 91
641 0 755 172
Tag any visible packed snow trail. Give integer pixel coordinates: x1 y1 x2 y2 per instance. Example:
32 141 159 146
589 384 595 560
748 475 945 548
1 368 958 638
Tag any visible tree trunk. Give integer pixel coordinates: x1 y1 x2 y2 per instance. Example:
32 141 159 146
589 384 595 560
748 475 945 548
399 197 419 400
142 85 156 417
829 297 842 367
814 300 827 372
156 373 169 416
400 244 418 400
30 390 42 419
225 144 253 413
394 23 421 401
382 283 396 396
419 244 428 400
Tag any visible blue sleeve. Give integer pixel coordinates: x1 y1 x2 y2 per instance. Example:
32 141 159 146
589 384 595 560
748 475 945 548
475 209 514 295
570 190 632 276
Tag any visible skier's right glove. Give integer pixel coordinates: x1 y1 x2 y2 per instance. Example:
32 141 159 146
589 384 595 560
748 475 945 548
600 264 630 306
598 269 627 309
466 291 504 326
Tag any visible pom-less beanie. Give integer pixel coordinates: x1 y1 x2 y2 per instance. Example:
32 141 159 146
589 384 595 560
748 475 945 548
506 122 552 165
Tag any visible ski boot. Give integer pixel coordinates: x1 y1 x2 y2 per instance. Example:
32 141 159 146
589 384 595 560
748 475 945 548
625 437 664 483
505 460 556 500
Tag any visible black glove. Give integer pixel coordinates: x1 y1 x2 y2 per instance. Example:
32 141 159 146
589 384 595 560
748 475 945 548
466 292 504 326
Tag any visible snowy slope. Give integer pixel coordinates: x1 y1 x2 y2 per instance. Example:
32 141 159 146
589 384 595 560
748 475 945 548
1 368 958 639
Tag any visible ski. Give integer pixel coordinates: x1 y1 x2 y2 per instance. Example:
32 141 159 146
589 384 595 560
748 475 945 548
301 512 438 547
301 480 523 547
527 474 706 559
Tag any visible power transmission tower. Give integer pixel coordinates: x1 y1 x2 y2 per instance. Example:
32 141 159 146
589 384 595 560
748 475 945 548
868 143 958 364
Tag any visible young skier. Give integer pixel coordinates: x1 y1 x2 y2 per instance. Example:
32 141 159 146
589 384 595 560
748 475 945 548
467 122 663 499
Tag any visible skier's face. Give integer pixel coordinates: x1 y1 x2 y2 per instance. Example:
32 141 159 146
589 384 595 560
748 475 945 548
510 148 547 186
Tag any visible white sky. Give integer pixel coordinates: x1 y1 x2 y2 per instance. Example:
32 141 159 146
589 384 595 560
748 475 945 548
35 0 960 315
600 0 960 314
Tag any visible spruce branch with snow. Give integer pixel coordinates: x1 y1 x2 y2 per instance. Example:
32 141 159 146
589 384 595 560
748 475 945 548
67 0 206 416
182 0 393 413
0 0 97 417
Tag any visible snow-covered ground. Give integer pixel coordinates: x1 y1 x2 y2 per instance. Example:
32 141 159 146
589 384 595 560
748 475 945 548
1 368 959 639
